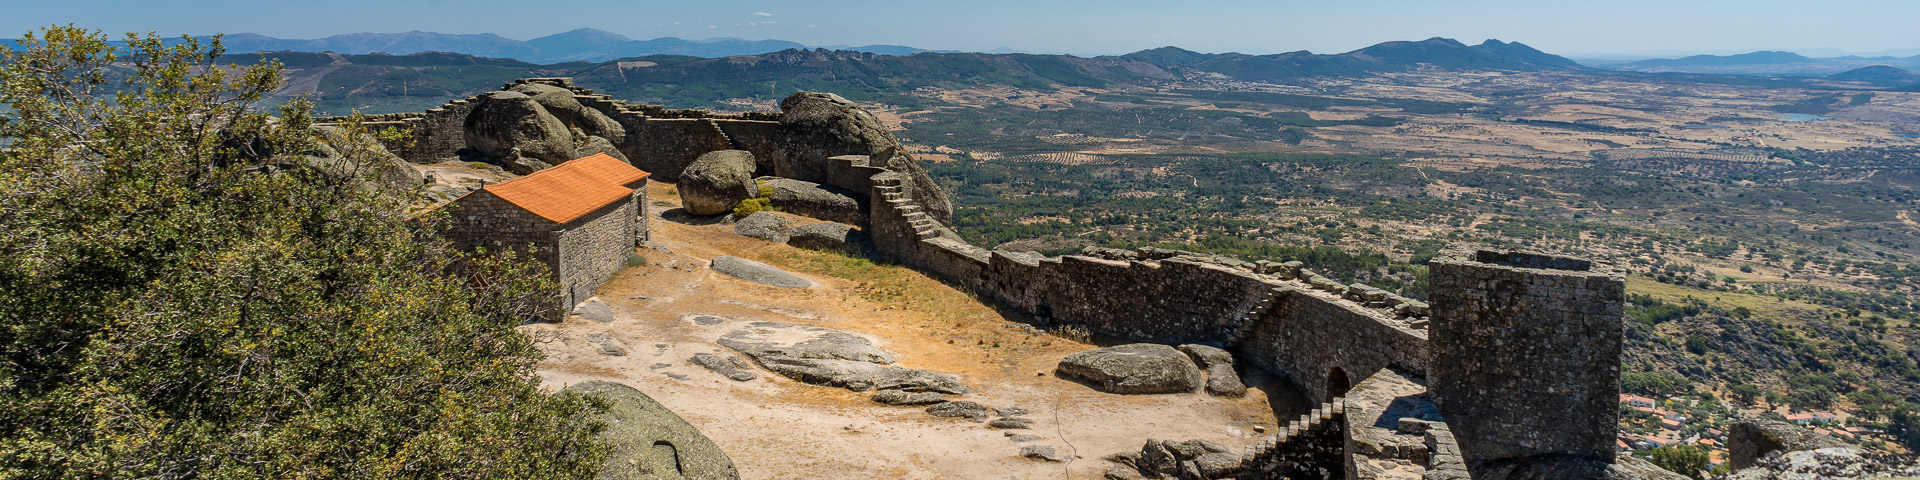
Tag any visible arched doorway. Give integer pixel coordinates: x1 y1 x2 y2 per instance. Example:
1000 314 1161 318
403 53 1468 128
1327 367 1352 399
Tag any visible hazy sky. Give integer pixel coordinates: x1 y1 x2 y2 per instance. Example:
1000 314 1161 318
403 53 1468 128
8 0 1919 58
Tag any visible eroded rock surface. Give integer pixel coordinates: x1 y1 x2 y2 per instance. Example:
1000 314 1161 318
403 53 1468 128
786 222 868 254
731 211 794 243
710 256 811 289
773 92 953 224
462 90 573 173
1057 344 1203 394
678 150 758 216
717 322 968 395
564 381 739 480
1178 344 1247 397
761 177 866 225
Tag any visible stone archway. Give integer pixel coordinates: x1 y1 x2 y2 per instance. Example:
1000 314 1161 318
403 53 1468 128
1328 367 1352 399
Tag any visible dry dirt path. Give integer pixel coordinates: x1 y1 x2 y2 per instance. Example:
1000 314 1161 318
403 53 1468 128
521 183 1295 479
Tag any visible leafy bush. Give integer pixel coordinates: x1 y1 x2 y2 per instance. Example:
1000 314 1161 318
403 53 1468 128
0 27 607 478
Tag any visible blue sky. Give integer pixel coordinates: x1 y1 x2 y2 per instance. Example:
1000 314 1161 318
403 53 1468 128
8 0 1919 57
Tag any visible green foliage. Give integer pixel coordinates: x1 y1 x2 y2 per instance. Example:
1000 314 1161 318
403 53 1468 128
1727 384 1762 405
0 26 607 478
1622 371 1693 397
733 182 777 217
1891 404 1920 451
1643 444 1710 479
1628 294 1703 324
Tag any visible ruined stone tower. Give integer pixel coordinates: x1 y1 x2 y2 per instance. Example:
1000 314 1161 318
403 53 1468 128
1428 247 1626 474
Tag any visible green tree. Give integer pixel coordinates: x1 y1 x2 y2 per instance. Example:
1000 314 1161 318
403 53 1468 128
0 26 607 477
1644 444 1710 479
1727 384 1762 406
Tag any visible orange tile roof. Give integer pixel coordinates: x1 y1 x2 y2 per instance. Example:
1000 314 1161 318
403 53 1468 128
483 154 652 224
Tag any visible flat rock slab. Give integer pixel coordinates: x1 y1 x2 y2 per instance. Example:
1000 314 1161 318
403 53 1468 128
989 417 1033 429
711 256 811 289
690 353 757 382
571 297 614 323
1021 445 1069 463
731 211 794 242
718 322 968 395
586 332 626 356
926 401 990 421
872 389 949 406
1056 343 1203 395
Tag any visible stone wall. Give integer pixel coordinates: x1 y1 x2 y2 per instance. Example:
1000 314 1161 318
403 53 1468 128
1428 247 1626 471
1238 289 1430 403
319 94 484 164
626 119 735 181
438 188 637 316
556 198 637 307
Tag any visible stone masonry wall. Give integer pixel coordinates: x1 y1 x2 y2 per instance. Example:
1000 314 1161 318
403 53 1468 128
1428 247 1625 471
1239 289 1430 404
865 169 1430 404
319 95 484 164
556 198 636 308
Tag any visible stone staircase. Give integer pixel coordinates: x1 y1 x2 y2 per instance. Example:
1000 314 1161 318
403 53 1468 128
1224 286 1286 347
872 175 941 240
1235 399 1347 477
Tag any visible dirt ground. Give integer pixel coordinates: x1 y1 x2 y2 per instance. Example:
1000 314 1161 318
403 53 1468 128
522 183 1299 479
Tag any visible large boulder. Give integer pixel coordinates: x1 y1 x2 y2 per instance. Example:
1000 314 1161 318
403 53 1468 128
678 150 758 216
1056 344 1203 394
462 90 575 173
508 82 626 145
1178 344 1247 397
304 125 423 193
761 177 866 225
564 381 739 480
786 222 869 254
572 134 629 162
1728 418 1850 470
772 92 954 223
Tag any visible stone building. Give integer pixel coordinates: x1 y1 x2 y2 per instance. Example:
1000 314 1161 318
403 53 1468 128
440 153 650 315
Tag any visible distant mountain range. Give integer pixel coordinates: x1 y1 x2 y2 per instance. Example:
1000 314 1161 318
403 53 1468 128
1114 38 1582 82
1594 50 1920 77
86 28 956 63
214 36 1590 115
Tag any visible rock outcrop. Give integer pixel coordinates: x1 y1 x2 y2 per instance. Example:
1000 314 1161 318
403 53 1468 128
303 125 424 193
761 177 866 225
508 82 626 146
717 322 969 395
462 90 575 173
786 223 869 254
772 92 953 224
1728 418 1850 470
1056 344 1203 394
678 150 759 216
564 380 739 480
1178 344 1247 397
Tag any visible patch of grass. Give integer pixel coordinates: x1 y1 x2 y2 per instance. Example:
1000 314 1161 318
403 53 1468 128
1626 278 1824 323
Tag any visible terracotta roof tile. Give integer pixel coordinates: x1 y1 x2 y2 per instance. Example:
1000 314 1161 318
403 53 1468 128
483 154 652 224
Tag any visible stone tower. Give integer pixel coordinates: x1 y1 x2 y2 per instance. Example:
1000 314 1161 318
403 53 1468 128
1428 247 1626 474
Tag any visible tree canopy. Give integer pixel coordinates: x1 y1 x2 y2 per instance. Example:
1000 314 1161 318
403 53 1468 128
0 26 607 478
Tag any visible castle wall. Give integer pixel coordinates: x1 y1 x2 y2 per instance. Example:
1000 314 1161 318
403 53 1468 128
627 119 735 182
1428 247 1625 471
1239 290 1430 403
865 167 1433 405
